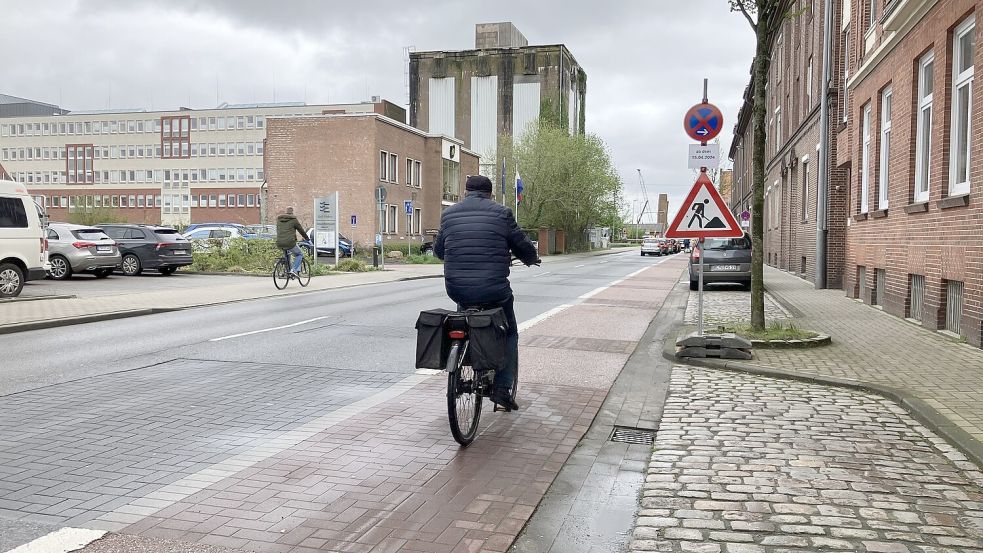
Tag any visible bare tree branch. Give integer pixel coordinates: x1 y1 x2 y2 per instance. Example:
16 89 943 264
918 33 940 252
731 0 758 31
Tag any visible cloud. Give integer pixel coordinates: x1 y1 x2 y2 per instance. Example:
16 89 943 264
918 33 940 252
0 0 755 224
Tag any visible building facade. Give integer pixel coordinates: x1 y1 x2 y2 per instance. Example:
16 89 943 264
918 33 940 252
730 0 850 287
265 114 478 249
409 23 586 188
843 0 982 346
0 98 404 227
730 0 983 348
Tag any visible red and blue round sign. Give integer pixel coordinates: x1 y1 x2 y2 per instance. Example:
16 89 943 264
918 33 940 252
684 102 724 142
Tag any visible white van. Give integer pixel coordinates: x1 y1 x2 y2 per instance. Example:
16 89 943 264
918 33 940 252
0 180 49 298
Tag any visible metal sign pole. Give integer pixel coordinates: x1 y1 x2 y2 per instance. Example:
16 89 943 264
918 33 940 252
312 203 318 270
698 236 705 337
334 192 339 268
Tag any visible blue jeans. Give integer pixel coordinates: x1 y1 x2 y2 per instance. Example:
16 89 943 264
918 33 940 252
287 245 304 272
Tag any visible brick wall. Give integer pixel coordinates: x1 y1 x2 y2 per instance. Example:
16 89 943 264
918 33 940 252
265 115 477 250
844 0 982 347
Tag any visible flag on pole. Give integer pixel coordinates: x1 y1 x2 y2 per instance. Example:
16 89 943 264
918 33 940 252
516 170 524 204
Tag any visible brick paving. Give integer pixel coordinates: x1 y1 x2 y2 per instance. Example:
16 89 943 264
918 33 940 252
631 366 983 552
683 289 790 327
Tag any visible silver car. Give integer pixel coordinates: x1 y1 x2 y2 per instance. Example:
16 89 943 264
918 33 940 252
46 223 121 279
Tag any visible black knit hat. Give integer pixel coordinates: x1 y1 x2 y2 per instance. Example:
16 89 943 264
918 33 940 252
465 175 493 193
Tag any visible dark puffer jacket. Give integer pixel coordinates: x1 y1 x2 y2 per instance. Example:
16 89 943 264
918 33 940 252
434 191 539 306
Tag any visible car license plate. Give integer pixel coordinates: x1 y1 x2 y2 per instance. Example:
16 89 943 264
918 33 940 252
173 250 187 256
97 246 111 252
712 265 739 272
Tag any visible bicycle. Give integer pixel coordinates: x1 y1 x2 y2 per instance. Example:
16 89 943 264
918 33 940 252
443 258 532 446
272 249 311 289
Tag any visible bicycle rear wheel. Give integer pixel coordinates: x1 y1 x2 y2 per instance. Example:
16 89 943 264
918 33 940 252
297 258 311 287
446 341 482 446
273 259 289 290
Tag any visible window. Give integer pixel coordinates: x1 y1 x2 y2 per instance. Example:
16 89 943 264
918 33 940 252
414 208 422 234
801 160 810 221
879 87 892 209
908 274 925 320
915 53 934 202
0 198 28 228
161 115 191 159
389 153 398 183
806 56 814 109
775 106 782 152
247 194 255 207
945 280 965 334
386 204 398 234
406 158 413 185
861 103 871 213
867 0 877 34
380 151 389 181
237 194 246 207
949 17 975 197
842 25 851 123
219 194 227 208
66 144 94 184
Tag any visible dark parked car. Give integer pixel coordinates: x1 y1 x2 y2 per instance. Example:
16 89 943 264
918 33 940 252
98 224 193 276
299 228 355 258
689 234 752 291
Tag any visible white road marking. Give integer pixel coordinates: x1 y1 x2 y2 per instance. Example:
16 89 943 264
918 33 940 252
517 304 573 332
531 271 552 278
6 528 106 553
575 264 586 268
209 316 331 342
415 368 442 375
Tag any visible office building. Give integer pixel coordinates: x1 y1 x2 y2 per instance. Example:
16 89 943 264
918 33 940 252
0 97 404 227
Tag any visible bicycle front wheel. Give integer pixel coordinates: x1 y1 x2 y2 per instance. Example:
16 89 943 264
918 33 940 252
446 341 482 446
297 258 311 287
273 259 290 290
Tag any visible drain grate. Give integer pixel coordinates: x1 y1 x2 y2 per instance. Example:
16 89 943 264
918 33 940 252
610 426 656 445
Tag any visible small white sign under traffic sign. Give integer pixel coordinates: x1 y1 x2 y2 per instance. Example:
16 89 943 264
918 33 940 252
314 193 340 267
687 143 720 170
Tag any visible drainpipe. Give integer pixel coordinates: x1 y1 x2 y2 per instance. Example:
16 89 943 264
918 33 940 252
815 0 835 289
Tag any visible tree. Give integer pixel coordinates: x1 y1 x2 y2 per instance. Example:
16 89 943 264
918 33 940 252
503 121 623 250
67 207 126 226
730 0 795 331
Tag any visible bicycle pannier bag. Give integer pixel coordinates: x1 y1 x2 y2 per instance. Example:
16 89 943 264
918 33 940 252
465 308 509 371
415 309 452 369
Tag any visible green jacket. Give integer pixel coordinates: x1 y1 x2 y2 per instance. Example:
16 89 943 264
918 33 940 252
276 214 309 249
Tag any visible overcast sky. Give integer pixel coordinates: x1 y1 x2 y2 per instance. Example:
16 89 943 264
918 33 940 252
2 0 754 224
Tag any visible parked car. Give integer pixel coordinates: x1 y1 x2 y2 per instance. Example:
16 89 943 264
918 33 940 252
689 234 752 291
641 236 662 256
0 180 48 297
421 241 435 256
183 227 250 252
245 224 275 238
184 223 254 237
45 223 121 280
98 224 193 276
299 228 354 258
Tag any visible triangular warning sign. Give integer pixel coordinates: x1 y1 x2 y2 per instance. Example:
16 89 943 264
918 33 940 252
665 172 744 239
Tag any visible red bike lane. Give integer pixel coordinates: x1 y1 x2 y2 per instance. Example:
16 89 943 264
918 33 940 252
78 257 688 553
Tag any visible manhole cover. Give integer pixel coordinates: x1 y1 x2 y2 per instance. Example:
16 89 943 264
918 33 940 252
610 426 655 445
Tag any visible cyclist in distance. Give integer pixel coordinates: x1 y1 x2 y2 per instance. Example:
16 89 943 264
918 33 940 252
276 206 310 276
434 175 540 412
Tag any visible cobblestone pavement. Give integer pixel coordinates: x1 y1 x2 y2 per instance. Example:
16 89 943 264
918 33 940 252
683 289 790 327
751 267 983 448
631 366 983 553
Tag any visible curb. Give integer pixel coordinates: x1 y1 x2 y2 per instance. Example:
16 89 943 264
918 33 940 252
0 308 180 336
660 332 983 468
0 294 77 303
750 334 831 349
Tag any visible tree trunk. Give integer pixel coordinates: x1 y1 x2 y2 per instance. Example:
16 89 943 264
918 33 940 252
750 13 772 332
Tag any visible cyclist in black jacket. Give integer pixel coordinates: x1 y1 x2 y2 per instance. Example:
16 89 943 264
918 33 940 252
434 175 540 411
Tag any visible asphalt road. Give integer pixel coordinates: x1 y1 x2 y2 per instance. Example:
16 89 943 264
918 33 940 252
0 250 677 397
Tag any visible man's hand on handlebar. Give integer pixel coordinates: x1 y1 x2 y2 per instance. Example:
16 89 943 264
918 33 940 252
511 257 542 267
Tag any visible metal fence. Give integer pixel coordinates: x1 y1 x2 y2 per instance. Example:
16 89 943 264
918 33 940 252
909 274 924 321
946 280 965 335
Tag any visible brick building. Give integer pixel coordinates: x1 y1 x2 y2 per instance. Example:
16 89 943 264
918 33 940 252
730 0 850 288
265 114 478 250
729 0 983 348
843 0 981 346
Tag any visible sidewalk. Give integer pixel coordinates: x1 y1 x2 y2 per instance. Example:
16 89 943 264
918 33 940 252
683 265 983 464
